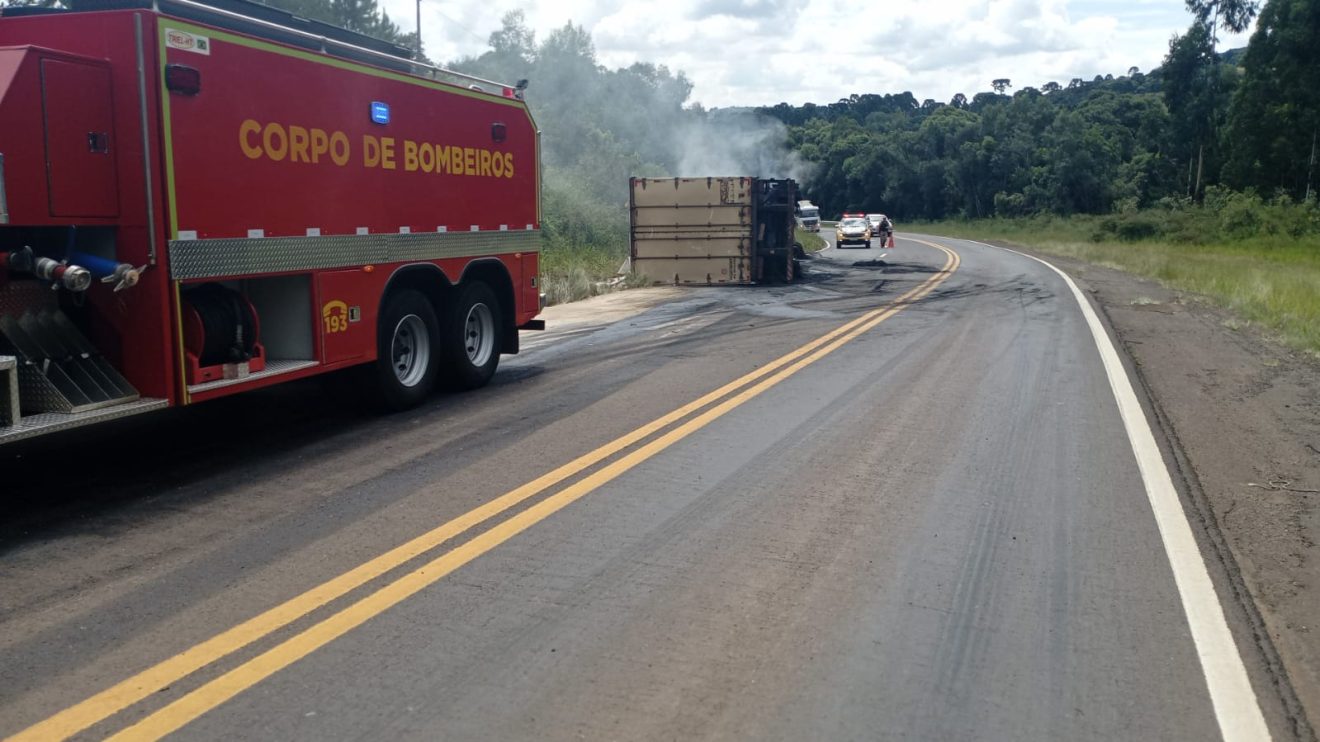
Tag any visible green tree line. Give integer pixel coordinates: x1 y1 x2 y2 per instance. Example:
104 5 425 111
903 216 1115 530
761 0 1319 222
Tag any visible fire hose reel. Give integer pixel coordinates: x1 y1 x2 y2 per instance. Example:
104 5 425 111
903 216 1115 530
181 283 266 384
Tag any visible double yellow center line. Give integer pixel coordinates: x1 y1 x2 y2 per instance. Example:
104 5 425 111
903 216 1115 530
12 240 959 741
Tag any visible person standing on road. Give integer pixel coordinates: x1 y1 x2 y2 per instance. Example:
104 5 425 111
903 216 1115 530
878 215 894 246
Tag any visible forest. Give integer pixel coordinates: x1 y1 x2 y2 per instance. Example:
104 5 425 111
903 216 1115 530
760 0 1318 224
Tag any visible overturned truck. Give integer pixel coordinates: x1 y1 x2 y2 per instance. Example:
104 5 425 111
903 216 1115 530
629 177 799 286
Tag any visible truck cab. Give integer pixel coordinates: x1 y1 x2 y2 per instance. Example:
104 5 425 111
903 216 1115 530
795 200 820 232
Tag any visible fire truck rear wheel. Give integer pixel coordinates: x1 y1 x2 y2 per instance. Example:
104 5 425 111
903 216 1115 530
372 289 440 410
442 281 501 390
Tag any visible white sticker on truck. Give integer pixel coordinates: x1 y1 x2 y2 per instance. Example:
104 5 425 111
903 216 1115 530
165 29 212 55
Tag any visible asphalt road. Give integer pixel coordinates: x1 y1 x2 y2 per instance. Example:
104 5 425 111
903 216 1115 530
0 234 1289 740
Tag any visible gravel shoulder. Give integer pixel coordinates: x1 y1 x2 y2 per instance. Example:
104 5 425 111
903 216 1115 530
977 240 1320 739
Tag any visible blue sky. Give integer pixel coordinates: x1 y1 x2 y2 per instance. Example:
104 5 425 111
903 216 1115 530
382 0 1256 107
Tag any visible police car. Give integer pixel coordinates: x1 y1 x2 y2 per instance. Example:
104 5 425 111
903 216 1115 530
835 213 872 248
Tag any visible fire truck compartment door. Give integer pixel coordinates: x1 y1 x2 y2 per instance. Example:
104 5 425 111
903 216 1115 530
317 270 377 365
41 58 119 218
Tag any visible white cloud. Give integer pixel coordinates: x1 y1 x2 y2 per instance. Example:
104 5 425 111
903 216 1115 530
377 0 1257 107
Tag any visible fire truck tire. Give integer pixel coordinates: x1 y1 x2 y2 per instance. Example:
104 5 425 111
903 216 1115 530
372 289 441 410
441 281 501 390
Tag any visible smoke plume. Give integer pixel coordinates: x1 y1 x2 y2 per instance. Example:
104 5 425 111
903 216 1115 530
674 109 817 185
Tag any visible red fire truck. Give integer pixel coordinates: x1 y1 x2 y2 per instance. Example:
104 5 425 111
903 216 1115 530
0 0 544 445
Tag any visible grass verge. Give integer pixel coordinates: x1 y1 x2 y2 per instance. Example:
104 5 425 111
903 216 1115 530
924 217 1320 355
539 241 628 307
796 228 828 253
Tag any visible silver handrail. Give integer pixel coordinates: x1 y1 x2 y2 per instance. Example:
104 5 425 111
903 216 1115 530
153 0 519 94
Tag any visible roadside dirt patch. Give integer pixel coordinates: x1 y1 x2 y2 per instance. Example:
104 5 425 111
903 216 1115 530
994 242 1320 739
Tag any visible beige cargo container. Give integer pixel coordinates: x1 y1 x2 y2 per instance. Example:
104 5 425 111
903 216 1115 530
629 177 797 286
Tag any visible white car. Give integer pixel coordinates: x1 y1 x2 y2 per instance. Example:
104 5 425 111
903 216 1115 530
867 213 893 246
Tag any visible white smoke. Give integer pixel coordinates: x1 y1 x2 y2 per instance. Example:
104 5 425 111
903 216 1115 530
673 109 817 186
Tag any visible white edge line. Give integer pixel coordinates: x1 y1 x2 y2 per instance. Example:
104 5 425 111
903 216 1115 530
959 238 1270 742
